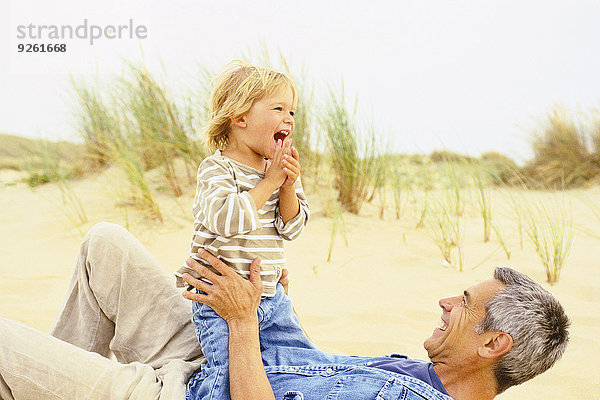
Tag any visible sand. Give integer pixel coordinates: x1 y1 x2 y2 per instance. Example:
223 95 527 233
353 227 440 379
0 169 598 399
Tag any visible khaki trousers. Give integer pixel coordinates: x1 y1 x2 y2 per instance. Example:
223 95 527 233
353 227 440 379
0 222 205 399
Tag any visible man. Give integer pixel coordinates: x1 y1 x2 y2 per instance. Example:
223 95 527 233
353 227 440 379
182 249 570 399
0 223 569 399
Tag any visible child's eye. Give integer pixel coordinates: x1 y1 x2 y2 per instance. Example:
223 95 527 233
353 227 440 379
289 111 295 117
274 107 283 111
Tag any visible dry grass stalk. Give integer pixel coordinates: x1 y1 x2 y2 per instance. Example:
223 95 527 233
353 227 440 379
519 193 574 285
491 220 511 260
473 168 492 242
321 84 376 214
326 189 348 262
426 188 465 271
119 64 196 197
524 105 599 188
392 166 409 220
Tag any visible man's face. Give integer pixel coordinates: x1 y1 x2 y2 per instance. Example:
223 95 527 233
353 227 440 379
423 279 505 366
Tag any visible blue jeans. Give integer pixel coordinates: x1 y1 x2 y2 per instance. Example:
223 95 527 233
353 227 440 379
186 284 452 400
188 283 318 399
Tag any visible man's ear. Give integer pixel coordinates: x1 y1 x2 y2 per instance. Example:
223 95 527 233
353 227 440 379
231 115 247 128
478 331 513 359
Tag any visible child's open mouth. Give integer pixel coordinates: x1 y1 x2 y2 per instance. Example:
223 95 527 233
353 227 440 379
273 129 290 143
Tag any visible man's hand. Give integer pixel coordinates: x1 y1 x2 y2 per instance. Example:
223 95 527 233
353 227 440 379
183 250 276 400
279 268 290 295
181 249 262 323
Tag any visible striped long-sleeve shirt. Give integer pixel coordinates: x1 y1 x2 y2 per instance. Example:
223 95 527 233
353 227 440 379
177 150 309 296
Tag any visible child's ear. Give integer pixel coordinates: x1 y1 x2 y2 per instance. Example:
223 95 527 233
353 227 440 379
231 115 247 128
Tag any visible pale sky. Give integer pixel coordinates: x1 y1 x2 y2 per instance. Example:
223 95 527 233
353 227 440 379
2 0 600 162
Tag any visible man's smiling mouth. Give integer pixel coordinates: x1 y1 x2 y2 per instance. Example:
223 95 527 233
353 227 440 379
438 318 448 331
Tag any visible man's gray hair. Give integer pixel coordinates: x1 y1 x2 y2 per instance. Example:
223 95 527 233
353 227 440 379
475 267 570 394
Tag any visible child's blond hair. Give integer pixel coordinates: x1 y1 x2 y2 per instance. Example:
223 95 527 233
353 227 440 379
205 60 297 150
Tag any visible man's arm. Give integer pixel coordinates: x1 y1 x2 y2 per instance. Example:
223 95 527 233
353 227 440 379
181 252 275 400
227 318 273 400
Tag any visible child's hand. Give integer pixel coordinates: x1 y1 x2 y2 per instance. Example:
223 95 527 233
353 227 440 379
264 139 288 188
281 145 301 188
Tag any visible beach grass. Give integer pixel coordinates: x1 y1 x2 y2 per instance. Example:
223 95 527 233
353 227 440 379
521 105 600 188
321 83 377 214
425 162 466 271
8 58 600 286
391 163 410 220
118 63 199 197
472 167 492 242
518 192 574 285
491 220 511 260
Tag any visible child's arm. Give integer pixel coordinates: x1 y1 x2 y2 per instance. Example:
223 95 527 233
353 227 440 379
195 143 289 238
278 144 301 223
194 158 264 237
275 146 310 240
247 139 287 211
279 185 300 223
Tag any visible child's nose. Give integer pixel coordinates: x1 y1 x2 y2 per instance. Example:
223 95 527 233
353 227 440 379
285 116 295 131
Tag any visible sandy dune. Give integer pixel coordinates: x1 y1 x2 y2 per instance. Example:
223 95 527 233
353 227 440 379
0 169 598 399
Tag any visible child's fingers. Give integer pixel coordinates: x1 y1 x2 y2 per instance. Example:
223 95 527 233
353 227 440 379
283 167 299 182
290 146 299 160
283 158 300 176
282 138 293 155
283 166 299 179
272 139 284 163
283 136 292 148
283 155 300 170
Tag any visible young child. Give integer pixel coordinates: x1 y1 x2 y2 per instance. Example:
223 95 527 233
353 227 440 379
175 61 316 399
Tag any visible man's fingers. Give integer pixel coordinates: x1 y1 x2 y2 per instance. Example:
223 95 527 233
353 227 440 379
194 250 230 277
248 257 263 292
185 257 221 281
279 268 289 281
278 268 289 286
182 272 213 293
182 289 211 305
